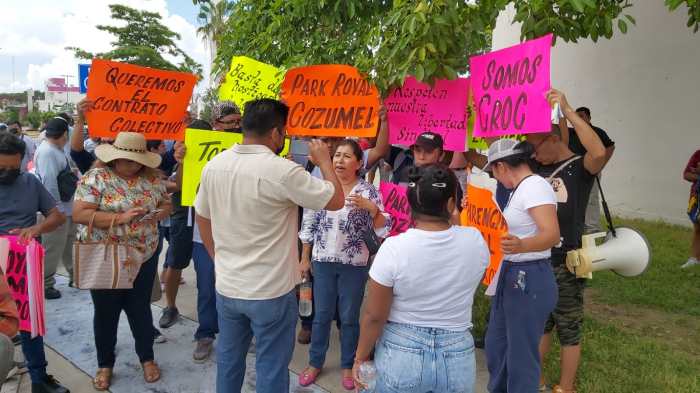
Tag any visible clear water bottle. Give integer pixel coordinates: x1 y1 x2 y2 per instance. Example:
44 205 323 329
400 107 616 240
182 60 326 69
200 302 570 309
299 277 312 317
358 361 377 392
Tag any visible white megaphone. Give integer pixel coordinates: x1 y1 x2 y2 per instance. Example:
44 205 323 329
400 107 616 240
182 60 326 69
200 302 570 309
566 227 651 279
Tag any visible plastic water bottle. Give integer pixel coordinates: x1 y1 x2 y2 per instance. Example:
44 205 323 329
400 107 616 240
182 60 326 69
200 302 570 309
299 277 312 317
358 361 377 392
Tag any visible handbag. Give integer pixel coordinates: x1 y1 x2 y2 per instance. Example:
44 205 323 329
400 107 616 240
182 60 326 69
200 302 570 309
57 162 79 202
362 227 382 256
688 179 700 224
73 213 143 289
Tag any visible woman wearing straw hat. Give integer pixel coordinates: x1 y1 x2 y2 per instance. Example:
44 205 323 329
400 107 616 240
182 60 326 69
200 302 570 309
72 132 172 390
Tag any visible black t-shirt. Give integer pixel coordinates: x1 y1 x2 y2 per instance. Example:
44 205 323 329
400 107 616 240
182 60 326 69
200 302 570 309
535 156 595 259
568 125 614 156
71 149 96 174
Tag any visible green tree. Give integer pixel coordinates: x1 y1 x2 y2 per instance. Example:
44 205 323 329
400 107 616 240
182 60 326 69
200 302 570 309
68 4 202 78
195 0 235 80
213 0 697 93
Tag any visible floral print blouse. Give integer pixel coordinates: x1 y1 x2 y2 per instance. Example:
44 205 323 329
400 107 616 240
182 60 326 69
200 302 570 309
74 167 168 259
299 178 391 267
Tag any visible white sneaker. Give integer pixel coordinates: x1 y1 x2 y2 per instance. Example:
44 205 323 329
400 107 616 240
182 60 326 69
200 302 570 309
681 257 699 269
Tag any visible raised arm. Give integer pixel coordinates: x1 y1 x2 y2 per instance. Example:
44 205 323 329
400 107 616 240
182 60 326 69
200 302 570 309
548 89 606 175
72 99 94 152
366 103 390 169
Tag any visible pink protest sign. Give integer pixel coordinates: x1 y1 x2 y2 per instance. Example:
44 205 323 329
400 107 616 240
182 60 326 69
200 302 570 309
0 236 45 337
379 182 413 237
385 77 469 151
470 34 552 137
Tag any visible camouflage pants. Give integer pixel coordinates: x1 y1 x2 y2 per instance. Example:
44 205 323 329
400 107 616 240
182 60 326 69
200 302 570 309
544 261 585 346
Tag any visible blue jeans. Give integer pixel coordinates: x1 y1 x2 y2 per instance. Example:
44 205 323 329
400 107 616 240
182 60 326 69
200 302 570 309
485 259 558 393
375 322 476 393
192 242 218 339
215 290 297 393
20 332 47 384
309 261 368 370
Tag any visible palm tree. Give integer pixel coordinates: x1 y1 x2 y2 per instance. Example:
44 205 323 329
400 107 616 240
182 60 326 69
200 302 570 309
195 0 235 82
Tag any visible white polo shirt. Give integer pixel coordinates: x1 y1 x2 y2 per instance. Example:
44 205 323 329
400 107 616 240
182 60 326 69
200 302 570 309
195 144 334 300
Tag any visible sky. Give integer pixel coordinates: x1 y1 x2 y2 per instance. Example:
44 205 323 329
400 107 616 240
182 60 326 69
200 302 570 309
0 0 210 94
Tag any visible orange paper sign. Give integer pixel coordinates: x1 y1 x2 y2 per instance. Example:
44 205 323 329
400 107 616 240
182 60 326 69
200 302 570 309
280 65 380 137
85 59 197 141
461 183 508 285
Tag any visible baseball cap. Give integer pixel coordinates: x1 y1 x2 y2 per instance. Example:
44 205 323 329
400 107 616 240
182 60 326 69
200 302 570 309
411 132 444 151
483 138 529 172
44 117 69 138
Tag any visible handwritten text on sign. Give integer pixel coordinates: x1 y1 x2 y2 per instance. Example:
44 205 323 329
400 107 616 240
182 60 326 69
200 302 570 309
470 34 552 137
461 184 508 285
379 182 413 237
385 76 469 151
86 59 197 141
218 56 284 111
281 65 380 137
181 129 290 206
1 236 45 336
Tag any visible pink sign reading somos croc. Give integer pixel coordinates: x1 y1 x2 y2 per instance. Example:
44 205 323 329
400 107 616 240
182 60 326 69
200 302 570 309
470 34 552 137
385 76 470 151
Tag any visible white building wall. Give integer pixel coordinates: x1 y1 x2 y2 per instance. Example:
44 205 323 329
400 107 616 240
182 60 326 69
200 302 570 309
492 1 700 225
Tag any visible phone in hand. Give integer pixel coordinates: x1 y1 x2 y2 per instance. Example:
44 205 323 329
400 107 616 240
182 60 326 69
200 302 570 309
139 209 164 222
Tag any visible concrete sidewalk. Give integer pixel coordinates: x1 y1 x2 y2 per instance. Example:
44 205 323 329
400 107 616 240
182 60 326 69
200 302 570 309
2 263 490 393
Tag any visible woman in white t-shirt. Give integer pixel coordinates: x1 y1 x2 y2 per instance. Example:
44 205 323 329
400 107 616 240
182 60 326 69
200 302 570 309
352 164 489 393
483 139 560 393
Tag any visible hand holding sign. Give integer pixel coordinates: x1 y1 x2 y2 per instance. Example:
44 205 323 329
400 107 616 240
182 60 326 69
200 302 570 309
8 226 41 244
545 89 572 113
77 98 95 122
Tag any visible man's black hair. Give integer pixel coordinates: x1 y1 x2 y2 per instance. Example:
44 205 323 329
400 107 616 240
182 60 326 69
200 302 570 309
242 99 289 137
188 119 213 130
7 120 21 128
57 112 74 126
0 132 26 159
146 140 163 152
575 107 591 118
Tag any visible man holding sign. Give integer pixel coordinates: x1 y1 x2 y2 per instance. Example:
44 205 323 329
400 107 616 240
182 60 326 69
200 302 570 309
528 90 606 393
194 99 344 392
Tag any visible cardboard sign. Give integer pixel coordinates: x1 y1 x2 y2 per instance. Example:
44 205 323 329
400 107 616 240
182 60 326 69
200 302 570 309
379 182 412 237
85 59 197 141
470 34 552 137
468 132 527 151
218 56 284 111
461 183 508 285
385 76 469 151
281 65 380 137
181 129 290 206
0 237 45 337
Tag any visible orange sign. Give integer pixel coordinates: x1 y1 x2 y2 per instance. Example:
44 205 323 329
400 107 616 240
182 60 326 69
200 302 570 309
85 59 197 141
461 183 508 285
280 65 380 137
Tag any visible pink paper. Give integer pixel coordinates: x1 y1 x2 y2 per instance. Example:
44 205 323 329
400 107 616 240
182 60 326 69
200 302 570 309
470 34 552 137
379 182 413 237
2 236 45 336
385 76 470 151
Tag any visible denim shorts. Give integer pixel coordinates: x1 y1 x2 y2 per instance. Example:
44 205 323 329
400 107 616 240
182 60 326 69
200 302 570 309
375 322 476 393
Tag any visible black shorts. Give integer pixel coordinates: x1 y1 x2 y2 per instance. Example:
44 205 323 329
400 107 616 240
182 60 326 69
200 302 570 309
164 215 194 270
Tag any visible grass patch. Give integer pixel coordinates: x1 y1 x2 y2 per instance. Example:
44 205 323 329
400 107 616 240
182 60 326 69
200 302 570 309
542 317 700 393
470 217 700 392
589 217 700 316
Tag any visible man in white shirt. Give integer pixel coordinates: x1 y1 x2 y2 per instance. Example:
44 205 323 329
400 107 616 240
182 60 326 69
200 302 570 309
194 98 344 393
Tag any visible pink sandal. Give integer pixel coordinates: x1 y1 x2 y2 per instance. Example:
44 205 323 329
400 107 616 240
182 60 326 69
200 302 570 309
299 367 321 387
342 376 355 390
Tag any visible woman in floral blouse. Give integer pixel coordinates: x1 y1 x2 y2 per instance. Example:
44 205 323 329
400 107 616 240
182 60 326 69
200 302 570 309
298 139 391 390
72 132 172 390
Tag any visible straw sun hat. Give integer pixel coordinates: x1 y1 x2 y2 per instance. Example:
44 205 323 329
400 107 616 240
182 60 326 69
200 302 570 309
94 132 162 169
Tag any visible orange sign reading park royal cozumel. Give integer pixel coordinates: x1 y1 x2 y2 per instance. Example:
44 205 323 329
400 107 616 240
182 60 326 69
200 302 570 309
461 183 508 286
280 65 380 137
86 59 197 141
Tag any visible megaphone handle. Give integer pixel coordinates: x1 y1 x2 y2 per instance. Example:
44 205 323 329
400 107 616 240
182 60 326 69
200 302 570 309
596 175 616 237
